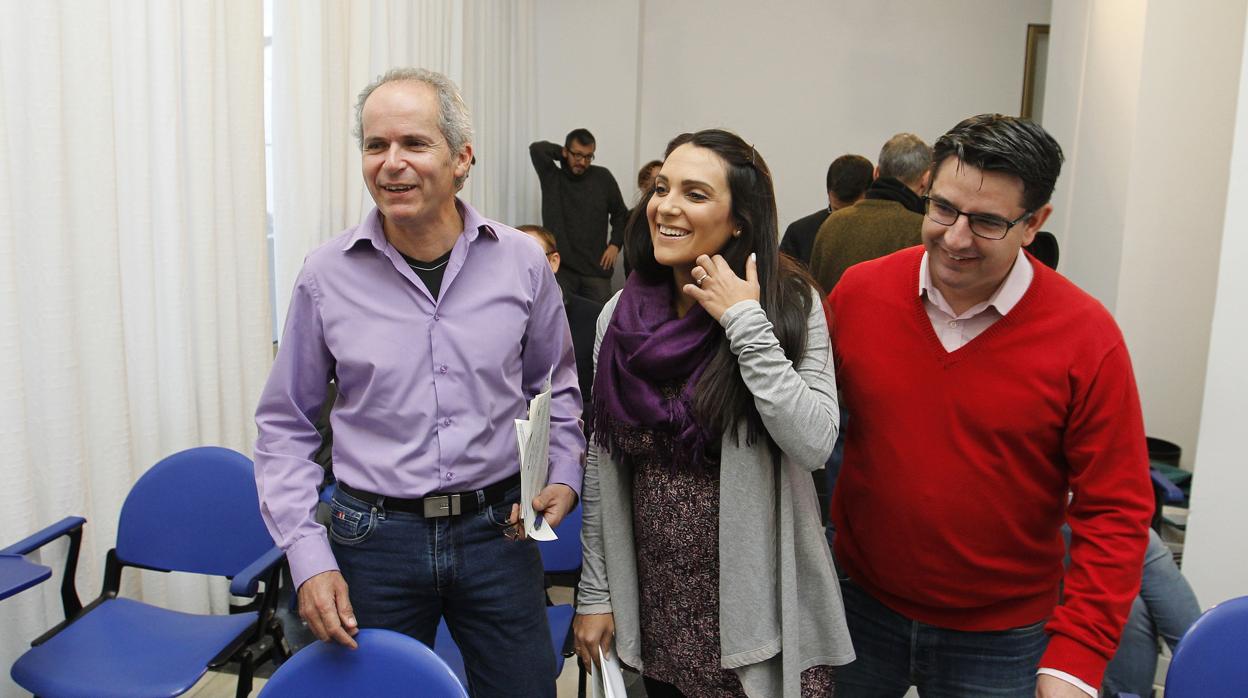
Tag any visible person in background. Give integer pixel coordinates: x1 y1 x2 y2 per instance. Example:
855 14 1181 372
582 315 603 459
827 114 1152 697
809 133 931 293
779 154 873 266
530 129 630 303
519 223 602 427
255 67 584 698
573 129 853 697
623 159 665 280
637 159 662 198
1099 528 1201 697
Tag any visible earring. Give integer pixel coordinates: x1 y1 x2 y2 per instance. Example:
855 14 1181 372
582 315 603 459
732 229 742 238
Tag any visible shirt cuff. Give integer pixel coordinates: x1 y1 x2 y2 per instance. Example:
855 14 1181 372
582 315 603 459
1037 668 1097 698
286 529 339 590
548 456 584 499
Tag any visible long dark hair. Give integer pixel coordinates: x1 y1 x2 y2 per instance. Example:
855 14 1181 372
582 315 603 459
625 129 816 445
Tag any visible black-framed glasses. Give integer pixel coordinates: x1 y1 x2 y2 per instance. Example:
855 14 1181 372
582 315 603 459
566 150 595 163
922 196 1033 240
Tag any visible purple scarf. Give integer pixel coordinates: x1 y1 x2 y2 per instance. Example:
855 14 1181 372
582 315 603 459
591 272 720 467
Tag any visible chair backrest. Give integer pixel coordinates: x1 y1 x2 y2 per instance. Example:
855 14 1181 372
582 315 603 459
259 628 467 697
1164 595 1248 697
538 504 582 575
116 446 274 577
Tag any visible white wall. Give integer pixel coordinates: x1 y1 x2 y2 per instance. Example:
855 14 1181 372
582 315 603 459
1114 1 1246 467
1042 0 1146 309
636 0 1052 228
1181 3 1248 608
534 0 1051 233
1044 0 1247 467
533 0 642 216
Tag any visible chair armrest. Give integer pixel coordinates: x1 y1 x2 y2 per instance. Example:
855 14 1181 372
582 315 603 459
230 546 285 597
0 516 86 555
1151 467 1185 505
1 516 87 619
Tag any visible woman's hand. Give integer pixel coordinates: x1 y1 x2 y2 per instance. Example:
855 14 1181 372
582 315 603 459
572 612 616 670
682 253 760 322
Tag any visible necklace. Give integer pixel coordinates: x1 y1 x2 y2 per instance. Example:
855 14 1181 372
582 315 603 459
408 258 450 272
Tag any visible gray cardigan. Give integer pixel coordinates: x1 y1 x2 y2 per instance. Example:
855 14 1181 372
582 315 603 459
577 292 855 698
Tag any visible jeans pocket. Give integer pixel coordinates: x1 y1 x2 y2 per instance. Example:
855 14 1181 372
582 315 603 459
483 501 513 528
328 495 377 545
482 483 523 528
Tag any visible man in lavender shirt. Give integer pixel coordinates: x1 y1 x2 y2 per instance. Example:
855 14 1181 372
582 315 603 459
255 68 584 697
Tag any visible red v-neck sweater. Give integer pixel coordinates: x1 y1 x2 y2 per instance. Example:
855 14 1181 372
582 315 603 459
828 246 1152 687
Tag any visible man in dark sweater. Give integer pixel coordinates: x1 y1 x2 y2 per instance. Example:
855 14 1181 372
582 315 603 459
780 154 873 266
530 129 629 303
809 133 931 294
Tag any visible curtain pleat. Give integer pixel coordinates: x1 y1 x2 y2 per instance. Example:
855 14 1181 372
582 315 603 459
0 1 270 689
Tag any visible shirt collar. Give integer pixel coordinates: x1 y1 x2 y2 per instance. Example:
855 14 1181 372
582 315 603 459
919 248 1034 318
342 197 498 252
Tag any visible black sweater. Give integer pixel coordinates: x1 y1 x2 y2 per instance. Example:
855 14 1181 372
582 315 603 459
530 141 629 278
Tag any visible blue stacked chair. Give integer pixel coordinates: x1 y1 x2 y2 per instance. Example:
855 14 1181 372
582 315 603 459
260 628 467 697
9 446 288 698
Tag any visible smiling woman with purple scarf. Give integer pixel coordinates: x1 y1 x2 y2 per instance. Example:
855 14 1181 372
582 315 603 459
572 129 855 698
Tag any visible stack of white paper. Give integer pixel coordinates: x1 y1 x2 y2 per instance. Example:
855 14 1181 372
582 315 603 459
515 369 556 541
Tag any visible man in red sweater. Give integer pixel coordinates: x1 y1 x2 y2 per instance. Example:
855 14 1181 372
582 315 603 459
827 114 1152 698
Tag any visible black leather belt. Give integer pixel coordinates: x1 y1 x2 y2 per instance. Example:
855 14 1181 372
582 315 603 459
336 473 520 518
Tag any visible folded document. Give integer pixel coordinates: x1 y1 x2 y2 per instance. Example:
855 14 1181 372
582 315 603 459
516 370 556 540
589 646 628 698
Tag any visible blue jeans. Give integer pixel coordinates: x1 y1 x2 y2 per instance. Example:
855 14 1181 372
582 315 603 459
834 576 1048 697
328 484 555 698
1100 529 1200 697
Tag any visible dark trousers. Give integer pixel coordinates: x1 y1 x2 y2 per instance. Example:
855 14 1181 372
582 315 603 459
643 676 688 697
556 268 613 304
833 577 1048 697
328 484 555 698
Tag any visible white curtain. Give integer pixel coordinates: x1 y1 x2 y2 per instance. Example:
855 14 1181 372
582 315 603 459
271 0 538 332
0 2 270 694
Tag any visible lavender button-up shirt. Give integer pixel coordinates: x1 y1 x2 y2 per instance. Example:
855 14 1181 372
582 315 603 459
255 200 585 588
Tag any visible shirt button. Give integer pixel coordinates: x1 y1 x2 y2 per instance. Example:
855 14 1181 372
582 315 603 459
948 320 959 328
439 365 448 374
433 314 440 321
445 473 454 480
442 418 452 427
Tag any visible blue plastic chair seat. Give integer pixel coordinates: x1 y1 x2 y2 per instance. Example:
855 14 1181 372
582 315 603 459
11 597 258 698
259 628 466 697
434 604 575 686
538 505 582 574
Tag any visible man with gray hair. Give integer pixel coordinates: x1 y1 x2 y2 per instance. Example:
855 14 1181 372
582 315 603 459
809 132 932 293
254 67 584 697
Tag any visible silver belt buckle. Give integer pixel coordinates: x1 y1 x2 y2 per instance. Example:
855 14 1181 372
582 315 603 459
422 494 461 518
